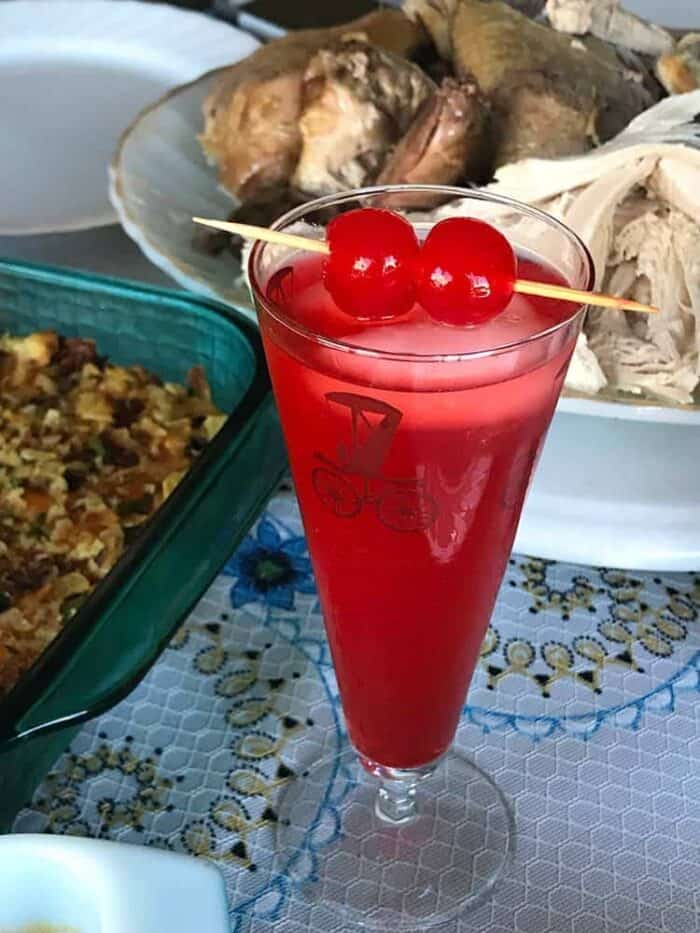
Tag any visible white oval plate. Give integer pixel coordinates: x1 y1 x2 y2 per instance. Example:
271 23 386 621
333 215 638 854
111 63 700 568
110 50 700 570
110 67 254 313
0 1 258 235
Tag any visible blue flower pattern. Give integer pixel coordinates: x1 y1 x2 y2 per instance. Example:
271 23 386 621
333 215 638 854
223 515 315 610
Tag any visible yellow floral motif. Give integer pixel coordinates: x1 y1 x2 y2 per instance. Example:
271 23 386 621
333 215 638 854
170 619 305 872
481 563 697 697
30 618 309 875
514 558 598 618
31 742 172 835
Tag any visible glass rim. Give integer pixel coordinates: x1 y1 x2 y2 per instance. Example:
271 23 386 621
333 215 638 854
249 184 595 364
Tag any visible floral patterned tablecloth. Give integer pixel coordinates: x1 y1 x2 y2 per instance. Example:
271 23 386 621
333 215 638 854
14 489 700 933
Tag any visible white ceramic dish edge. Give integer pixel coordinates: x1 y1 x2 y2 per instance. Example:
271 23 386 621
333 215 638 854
109 68 254 314
0 834 230 933
557 392 700 424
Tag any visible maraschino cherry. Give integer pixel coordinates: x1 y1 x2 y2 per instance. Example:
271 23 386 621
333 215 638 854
416 217 517 325
324 208 420 320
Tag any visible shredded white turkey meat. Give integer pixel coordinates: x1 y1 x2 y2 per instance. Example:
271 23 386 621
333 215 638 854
432 92 700 405
589 205 700 403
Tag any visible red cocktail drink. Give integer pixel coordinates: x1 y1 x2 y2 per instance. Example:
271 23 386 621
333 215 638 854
249 187 593 929
260 251 575 769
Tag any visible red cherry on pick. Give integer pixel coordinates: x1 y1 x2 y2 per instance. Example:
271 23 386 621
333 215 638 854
416 217 517 326
324 208 420 320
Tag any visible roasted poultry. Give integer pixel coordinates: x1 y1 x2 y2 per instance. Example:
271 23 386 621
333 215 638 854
293 38 434 197
199 8 426 201
375 77 491 206
410 0 656 163
196 0 691 277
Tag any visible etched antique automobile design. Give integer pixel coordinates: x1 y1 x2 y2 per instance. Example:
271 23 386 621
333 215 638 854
312 392 438 532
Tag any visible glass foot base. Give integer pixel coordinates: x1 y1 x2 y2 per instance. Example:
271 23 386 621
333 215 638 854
275 746 515 930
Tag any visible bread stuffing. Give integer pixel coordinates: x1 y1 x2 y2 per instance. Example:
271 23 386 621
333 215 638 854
0 332 225 694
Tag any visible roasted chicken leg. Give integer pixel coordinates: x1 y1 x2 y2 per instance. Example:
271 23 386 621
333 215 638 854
293 38 434 196
376 76 491 201
199 9 426 200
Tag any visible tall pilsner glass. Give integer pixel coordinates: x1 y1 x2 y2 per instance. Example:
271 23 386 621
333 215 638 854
249 186 593 929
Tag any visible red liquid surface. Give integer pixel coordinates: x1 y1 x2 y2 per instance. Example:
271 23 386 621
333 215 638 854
259 252 580 769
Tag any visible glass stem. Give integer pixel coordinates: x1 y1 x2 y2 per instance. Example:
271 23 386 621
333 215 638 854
376 776 419 824
363 757 441 825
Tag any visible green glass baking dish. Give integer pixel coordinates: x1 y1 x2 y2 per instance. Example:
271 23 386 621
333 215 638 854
0 259 287 831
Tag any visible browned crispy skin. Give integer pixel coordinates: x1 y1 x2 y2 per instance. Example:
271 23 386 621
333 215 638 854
657 34 700 94
375 76 490 202
658 55 699 93
199 10 426 200
202 70 304 202
450 0 654 164
292 39 434 197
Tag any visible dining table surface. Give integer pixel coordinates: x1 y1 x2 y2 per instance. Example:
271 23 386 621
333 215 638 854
6 407 698 931
3 1 700 929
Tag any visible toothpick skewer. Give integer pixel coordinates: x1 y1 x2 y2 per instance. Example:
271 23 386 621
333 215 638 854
511 280 656 314
195 219 330 256
192 217 659 315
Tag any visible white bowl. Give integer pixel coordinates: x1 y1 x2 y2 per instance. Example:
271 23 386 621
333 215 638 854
518 405 700 571
0 835 229 933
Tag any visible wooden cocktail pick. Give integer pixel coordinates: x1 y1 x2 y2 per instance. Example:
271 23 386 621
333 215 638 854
192 217 659 315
